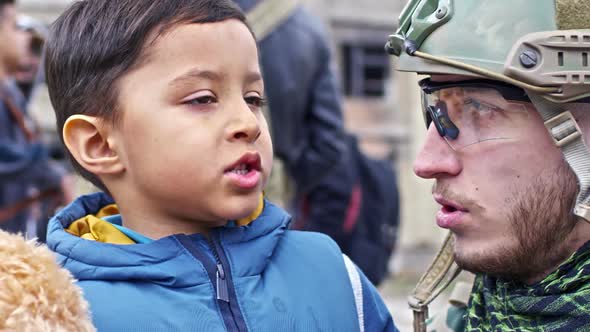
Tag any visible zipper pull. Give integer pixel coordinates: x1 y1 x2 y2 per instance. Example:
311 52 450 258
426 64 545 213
216 263 229 302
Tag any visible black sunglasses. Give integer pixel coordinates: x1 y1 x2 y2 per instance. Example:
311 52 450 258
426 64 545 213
419 78 532 140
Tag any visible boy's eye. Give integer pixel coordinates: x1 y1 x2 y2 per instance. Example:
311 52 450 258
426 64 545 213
183 95 217 106
244 96 267 108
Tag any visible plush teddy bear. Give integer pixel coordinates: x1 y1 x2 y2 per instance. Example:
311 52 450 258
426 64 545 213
0 230 95 331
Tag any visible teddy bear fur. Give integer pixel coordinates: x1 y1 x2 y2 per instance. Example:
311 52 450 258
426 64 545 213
0 230 95 332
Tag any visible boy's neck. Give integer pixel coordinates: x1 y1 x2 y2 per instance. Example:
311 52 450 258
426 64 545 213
116 207 221 240
104 183 227 239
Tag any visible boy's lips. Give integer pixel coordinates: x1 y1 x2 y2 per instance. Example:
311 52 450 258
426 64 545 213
224 152 262 173
224 152 262 190
433 195 469 229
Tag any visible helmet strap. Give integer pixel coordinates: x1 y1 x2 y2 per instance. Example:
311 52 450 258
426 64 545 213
529 93 590 221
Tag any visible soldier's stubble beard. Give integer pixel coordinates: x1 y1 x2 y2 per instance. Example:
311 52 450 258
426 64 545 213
454 161 580 284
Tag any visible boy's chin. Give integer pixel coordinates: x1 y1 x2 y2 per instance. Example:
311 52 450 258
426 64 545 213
223 193 263 220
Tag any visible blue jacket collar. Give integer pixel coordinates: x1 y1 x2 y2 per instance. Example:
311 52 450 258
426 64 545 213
46 192 291 287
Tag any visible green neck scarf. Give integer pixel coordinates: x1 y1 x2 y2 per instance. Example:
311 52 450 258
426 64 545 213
466 241 590 331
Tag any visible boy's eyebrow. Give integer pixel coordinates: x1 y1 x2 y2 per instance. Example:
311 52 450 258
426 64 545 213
169 69 223 88
169 69 263 88
245 72 263 85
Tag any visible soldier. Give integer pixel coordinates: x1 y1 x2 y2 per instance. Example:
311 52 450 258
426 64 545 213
386 0 590 331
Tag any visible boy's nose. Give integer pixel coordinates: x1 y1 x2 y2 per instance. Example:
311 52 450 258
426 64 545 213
413 124 462 179
226 104 261 143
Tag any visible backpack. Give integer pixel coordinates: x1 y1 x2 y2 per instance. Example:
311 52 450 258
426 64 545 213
344 134 400 286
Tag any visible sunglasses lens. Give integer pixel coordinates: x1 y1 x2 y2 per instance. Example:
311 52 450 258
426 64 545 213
421 86 530 150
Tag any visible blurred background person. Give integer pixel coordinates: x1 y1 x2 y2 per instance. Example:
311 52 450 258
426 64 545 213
18 14 71 166
15 14 46 103
0 0 72 241
234 0 400 285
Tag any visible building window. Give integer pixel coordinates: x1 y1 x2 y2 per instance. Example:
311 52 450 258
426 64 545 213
341 44 390 97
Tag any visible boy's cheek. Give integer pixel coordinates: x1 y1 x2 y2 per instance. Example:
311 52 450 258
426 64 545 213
262 147 273 182
265 158 274 182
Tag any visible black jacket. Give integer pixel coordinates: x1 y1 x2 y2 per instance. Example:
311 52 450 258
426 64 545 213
235 0 347 193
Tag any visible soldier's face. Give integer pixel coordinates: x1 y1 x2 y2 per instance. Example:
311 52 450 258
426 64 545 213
414 75 579 283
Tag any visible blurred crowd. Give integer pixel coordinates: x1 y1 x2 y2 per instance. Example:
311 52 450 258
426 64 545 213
0 8 74 242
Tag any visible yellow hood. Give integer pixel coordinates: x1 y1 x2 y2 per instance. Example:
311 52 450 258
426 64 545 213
66 194 265 245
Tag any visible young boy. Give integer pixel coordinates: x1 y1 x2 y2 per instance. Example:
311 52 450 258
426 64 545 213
44 0 398 331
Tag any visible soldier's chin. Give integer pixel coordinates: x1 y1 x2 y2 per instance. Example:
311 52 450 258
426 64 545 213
453 249 510 278
453 249 530 281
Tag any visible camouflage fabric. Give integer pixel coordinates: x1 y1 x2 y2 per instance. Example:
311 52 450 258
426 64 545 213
556 0 590 30
466 241 590 331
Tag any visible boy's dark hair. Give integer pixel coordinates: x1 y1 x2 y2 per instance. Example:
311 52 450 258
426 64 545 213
45 0 249 193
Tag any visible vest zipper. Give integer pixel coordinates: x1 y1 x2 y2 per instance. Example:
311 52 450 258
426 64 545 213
206 233 248 331
176 233 248 331
208 236 229 302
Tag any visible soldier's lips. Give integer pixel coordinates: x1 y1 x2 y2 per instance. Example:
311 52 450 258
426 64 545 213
436 207 467 229
434 196 468 229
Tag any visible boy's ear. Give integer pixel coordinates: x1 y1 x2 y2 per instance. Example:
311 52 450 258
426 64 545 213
63 115 125 176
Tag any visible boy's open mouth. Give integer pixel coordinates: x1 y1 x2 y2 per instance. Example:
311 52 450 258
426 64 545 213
225 152 262 175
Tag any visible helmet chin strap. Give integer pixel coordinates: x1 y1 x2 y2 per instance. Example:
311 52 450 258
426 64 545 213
408 233 461 332
528 93 590 222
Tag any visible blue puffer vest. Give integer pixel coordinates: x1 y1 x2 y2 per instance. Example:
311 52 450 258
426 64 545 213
46 193 363 331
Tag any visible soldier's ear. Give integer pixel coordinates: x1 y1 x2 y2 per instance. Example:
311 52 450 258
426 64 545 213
62 115 125 176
